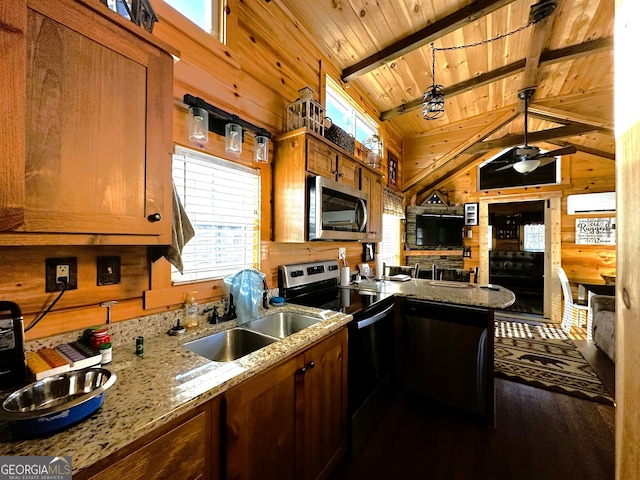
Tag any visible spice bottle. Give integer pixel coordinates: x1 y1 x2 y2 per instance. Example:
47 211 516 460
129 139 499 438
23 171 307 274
184 291 199 328
99 342 112 365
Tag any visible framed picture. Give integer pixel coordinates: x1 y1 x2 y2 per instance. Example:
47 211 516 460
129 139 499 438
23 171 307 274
362 243 375 262
388 152 398 188
464 203 478 226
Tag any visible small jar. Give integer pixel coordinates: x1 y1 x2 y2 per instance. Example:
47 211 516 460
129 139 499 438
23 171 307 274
99 342 112 365
90 328 110 351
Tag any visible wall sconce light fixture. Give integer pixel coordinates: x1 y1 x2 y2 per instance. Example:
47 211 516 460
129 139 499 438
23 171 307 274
188 106 209 144
254 135 269 163
225 122 243 154
184 94 272 162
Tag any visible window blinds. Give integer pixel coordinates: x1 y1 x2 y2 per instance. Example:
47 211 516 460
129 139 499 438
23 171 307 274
172 146 261 283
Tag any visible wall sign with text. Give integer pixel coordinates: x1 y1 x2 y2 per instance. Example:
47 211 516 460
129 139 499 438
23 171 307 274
575 217 616 245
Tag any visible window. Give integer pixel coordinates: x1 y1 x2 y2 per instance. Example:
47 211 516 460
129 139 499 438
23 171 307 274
523 224 545 252
164 0 220 39
479 148 559 190
379 214 402 266
378 188 405 266
172 146 261 283
325 76 378 143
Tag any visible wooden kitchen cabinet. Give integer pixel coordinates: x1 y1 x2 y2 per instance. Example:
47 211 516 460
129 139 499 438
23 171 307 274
360 168 383 242
306 136 359 189
75 398 221 480
273 128 382 242
302 327 348 480
225 328 348 480
225 356 301 480
0 0 175 245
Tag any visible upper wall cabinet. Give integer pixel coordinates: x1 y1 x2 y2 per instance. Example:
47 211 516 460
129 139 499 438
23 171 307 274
0 0 176 245
273 128 382 243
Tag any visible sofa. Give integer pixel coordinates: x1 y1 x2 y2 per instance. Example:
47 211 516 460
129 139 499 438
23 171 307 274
591 294 615 362
489 250 544 296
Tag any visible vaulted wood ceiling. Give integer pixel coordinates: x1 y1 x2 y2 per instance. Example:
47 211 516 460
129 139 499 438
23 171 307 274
278 0 614 200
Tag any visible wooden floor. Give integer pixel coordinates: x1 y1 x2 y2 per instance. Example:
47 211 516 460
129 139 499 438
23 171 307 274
329 313 616 480
329 379 615 480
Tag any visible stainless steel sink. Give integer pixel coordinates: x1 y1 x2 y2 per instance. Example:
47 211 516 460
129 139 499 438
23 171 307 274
183 328 279 362
243 312 321 339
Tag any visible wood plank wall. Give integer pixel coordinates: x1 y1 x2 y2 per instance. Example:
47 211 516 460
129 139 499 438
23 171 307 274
2 0 399 340
428 150 616 286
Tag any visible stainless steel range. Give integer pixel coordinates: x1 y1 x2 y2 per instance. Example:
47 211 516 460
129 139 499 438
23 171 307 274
278 260 395 457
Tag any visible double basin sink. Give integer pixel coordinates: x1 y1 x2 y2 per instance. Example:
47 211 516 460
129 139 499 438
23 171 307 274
183 312 321 362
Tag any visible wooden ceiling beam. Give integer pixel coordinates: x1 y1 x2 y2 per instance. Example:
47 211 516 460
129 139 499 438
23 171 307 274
403 108 518 192
414 152 488 205
527 105 614 133
465 124 598 154
341 0 519 83
519 0 561 107
380 36 613 121
550 140 615 160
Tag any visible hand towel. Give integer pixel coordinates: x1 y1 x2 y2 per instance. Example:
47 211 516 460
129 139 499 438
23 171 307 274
150 180 195 274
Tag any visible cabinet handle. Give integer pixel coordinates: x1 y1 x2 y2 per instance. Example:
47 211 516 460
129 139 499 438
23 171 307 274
298 367 307 375
338 173 344 177
307 361 315 369
147 213 162 222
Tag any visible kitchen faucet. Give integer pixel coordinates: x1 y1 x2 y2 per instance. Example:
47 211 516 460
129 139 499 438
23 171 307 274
262 278 270 309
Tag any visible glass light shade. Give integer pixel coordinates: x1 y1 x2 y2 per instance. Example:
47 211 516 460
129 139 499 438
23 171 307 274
225 123 243 154
362 134 383 169
423 84 445 120
513 159 540 174
254 135 269 163
188 106 209 144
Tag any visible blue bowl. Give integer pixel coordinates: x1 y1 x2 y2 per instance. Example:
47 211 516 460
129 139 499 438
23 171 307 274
0 367 116 438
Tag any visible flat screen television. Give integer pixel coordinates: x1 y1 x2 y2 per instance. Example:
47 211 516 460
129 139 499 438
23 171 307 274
416 214 464 247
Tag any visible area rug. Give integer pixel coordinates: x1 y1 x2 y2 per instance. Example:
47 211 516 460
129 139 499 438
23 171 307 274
494 320 615 406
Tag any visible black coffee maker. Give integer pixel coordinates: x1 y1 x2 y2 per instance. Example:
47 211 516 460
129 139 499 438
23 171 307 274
0 301 27 392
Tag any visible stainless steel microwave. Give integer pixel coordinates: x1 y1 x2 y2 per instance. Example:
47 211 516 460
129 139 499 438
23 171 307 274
308 176 368 241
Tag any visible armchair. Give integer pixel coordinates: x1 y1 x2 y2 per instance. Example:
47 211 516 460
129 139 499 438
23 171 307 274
591 295 615 362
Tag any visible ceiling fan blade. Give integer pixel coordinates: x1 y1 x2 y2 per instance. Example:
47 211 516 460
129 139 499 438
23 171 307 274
531 145 577 159
537 157 557 167
495 163 515 172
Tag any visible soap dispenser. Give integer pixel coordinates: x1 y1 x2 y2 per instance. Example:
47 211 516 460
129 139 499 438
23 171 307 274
184 291 199 328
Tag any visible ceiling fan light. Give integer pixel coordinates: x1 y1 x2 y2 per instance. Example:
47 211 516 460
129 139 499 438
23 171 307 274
513 159 540 174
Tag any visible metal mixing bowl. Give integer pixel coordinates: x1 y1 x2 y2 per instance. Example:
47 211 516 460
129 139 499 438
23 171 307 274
0 367 116 437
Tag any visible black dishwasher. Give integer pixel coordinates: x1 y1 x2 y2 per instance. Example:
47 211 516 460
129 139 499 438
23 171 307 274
400 299 494 422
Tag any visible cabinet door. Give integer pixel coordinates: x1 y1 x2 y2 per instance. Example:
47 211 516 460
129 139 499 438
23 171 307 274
336 155 360 189
307 136 337 179
76 401 217 480
303 328 348 480
360 168 383 242
226 357 303 480
1 0 172 244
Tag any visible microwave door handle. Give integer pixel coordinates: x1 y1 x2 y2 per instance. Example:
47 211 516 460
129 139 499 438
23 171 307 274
357 198 368 232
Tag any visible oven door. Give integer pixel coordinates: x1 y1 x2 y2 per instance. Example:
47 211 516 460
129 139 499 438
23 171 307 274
308 176 368 241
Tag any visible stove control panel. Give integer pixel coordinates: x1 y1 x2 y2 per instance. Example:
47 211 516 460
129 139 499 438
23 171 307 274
279 260 341 289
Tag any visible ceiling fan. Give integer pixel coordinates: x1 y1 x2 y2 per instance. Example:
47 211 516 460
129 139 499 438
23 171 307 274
495 87 577 174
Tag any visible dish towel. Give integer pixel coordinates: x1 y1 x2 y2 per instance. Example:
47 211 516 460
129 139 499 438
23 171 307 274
150 181 195 274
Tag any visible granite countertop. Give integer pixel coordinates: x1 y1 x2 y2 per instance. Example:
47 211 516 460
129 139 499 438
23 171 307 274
0 279 514 473
0 304 351 473
356 278 516 309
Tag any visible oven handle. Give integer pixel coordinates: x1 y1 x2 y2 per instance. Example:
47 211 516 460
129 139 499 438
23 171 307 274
356 302 394 330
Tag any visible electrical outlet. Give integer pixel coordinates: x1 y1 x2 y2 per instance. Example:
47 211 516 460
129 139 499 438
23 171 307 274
338 247 346 260
45 257 78 292
56 264 70 284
